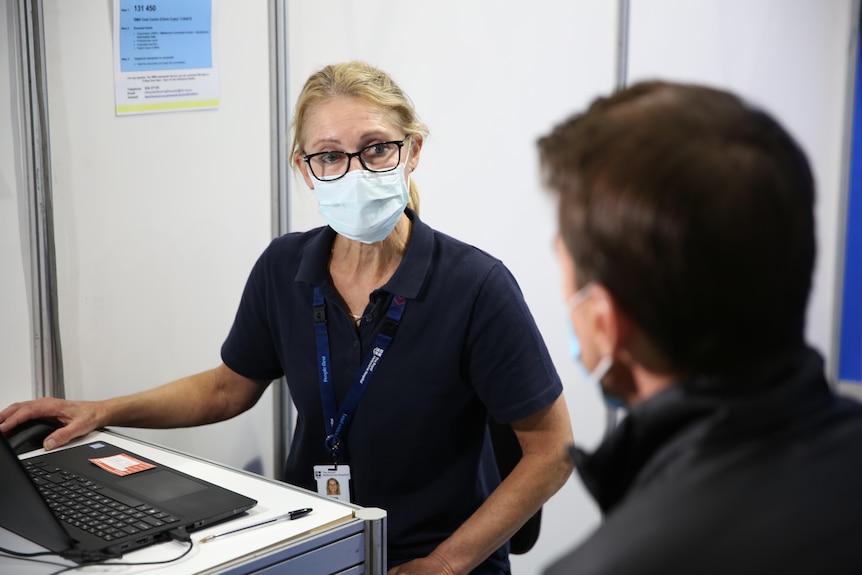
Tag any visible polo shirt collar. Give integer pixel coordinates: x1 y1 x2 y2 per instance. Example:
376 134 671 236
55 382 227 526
294 208 432 300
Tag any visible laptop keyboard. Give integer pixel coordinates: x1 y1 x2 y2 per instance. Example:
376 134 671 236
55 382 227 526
24 460 180 542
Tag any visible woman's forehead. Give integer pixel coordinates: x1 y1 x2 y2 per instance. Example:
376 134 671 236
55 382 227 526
303 96 401 148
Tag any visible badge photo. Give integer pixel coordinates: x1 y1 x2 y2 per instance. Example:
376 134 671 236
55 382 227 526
313 464 351 503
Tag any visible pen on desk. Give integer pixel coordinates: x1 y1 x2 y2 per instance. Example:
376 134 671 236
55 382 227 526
199 508 313 543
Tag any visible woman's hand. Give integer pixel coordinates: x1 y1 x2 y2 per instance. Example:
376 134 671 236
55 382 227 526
0 363 270 451
0 397 105 450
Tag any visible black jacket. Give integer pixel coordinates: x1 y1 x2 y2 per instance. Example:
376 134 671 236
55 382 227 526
546 347 862 574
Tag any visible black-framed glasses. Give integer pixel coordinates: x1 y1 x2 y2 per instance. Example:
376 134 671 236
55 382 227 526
302 135 410 182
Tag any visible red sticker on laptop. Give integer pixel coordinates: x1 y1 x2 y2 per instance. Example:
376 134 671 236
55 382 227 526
89 453 156 476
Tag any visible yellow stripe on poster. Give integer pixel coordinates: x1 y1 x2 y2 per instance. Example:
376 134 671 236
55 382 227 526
116 99 219 114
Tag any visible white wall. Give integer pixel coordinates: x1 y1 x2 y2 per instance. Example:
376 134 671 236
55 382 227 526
0 0 35 410
627 0 855 374
0 0 276 475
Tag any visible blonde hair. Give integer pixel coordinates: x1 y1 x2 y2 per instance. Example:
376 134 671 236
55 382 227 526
289 61 429 212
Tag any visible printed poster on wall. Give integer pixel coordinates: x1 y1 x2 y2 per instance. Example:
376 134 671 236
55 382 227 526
113 0 219 116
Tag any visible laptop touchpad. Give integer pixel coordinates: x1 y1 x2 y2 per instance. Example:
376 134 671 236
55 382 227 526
121 470 207 502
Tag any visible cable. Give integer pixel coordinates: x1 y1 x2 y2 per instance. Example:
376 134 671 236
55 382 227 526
2 528 195 575
0 544 58 559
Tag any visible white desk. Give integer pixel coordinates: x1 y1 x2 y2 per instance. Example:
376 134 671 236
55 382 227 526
1 430 387 574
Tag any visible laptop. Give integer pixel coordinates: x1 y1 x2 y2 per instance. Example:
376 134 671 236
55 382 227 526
0 433 257 563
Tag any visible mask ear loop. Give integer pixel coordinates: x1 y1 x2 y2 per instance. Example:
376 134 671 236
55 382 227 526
403 139 419 211
593 355 625 433
591 356 613 383
403 135 415 172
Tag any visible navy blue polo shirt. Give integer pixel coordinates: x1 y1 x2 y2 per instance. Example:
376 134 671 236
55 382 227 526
221 208 562 570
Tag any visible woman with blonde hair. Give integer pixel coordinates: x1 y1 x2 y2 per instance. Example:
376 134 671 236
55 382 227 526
1 61 573 575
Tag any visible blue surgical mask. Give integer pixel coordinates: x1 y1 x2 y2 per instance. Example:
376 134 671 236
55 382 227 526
315 163 410 244
566 286 625 409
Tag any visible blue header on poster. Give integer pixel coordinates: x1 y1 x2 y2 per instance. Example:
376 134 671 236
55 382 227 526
118 0 212 72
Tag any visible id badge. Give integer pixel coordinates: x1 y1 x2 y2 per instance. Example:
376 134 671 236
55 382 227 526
313 464 351 502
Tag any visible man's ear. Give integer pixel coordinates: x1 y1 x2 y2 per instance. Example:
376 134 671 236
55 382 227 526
588 284 629 359
590 284 647 404
592 287 678 404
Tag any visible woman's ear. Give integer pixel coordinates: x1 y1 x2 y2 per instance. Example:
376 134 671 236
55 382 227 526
295 152 315 190
408 134 423 172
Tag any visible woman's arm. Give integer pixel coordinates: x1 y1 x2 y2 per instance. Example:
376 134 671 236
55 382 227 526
388 394 575 575
0 363 270 450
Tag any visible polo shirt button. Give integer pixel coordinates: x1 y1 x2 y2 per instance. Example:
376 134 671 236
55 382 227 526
353 341 359 348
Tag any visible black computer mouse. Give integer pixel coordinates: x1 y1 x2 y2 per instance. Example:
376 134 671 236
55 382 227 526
6 418 61 455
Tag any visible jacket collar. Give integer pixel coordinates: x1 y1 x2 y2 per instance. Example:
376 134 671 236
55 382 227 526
572 347 831 513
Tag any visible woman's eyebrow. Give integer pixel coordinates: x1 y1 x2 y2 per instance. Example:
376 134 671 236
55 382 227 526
307 129 397 152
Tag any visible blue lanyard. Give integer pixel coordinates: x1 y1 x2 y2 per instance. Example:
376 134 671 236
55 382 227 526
313 287 407 462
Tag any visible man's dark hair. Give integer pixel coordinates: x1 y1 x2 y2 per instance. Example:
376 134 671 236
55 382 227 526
538 81 815 374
